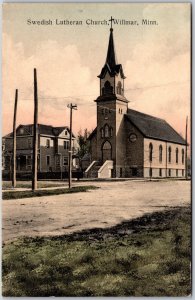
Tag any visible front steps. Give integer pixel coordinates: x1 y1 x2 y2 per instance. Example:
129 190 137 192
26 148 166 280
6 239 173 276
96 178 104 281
85 160 113 179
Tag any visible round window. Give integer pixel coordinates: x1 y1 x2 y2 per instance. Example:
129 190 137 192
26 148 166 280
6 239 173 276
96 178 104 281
129 133 137 143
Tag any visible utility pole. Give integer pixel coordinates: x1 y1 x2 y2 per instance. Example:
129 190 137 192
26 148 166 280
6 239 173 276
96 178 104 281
67 103 77 188
32 68 38 191
12 89 18 188
185 116 188 180
166 142 167 178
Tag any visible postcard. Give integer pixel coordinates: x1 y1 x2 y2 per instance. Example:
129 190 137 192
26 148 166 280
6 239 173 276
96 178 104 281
2 3 191 296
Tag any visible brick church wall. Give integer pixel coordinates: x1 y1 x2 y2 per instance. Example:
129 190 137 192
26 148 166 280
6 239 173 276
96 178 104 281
124 120 144 177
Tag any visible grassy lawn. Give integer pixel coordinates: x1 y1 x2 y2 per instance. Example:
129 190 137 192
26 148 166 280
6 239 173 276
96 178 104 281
2 206 191 296
2 181 67 190
2 186 99 200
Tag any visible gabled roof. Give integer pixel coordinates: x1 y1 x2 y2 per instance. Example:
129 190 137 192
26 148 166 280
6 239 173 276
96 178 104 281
126 109 186 145
3 124 75 138
98 28 125 79
87 127 97 140
98 63 125 79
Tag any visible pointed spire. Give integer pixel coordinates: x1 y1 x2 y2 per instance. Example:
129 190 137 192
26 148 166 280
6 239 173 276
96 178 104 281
105 28 117 69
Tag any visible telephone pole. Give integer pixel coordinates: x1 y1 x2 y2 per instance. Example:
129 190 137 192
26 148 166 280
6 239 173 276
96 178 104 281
12 89 18 188
32 68 38 191
185 116 188 180
67 103 77 189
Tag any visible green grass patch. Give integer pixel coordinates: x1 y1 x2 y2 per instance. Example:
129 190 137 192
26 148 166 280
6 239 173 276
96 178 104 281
2 181 67 190
2 206 191 296
2 186 99 200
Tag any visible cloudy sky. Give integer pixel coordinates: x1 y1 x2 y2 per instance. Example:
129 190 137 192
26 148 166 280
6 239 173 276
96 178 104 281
3 3 191 140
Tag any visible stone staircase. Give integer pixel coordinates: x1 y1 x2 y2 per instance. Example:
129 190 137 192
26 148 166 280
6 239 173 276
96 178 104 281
85 160 113 179
85 161 101 178
89 165 102 178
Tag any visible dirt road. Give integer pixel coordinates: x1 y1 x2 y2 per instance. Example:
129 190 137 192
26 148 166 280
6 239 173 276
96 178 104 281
2 180 191 243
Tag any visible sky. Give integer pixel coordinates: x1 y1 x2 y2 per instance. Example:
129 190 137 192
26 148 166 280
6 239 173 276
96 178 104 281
2 3 191 141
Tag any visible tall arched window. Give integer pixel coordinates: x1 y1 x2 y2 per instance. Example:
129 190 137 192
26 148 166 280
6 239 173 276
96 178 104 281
101 128 104 138
110 127 113 137
104 124 109 138
182 149 184 164
104 81 113 94
149 143 153 162
168 146 172 163
176 148 179 163
159 145 163 162
117 81 122 95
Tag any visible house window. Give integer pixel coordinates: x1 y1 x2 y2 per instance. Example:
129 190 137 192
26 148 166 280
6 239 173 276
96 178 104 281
28 138 32 149
176 169 178 177
65 130 68 136
168 146 172 163
46 139 50 148
64 140 69 150
176 148 179 163
27 155 31 166
182 149 184 164
182 169 184 176
169 169 171 176
46 155 50 166
63 156 68 166
159 145 163 162
20 128 24 135
149 143 153 162
159 168 162 177
149 168 152 177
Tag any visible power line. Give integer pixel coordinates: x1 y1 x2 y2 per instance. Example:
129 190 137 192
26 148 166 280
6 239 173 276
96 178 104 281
12 80 189 102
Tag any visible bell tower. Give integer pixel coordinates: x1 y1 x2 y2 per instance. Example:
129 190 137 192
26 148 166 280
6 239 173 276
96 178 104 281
95 23 129 176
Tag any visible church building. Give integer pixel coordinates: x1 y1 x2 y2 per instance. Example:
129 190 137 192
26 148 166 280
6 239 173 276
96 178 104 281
86 27 187 178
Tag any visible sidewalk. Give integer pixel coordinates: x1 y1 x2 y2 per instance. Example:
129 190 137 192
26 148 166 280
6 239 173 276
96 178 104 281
2 177 187 193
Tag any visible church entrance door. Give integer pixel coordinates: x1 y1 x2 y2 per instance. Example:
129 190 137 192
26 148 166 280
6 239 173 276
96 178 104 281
102 141 112 162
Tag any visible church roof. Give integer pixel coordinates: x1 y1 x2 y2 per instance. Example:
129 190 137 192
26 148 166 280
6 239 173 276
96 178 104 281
98 28 125 79
126 109 186 145
87 127 97 140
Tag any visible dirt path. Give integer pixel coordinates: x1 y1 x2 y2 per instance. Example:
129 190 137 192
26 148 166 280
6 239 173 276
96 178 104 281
2 180 190 243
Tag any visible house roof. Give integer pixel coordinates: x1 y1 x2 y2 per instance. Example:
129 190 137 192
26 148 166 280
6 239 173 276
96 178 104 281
3 124 75 138
126 109 186 145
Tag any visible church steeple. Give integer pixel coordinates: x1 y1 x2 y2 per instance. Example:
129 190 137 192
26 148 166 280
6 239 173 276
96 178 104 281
105 28 117 69
98 26 125 80
97 21 127 102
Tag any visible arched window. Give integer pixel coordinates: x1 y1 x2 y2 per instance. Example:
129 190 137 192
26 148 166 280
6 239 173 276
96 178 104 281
168 146 172 163
149 143 153 162
110 127 113 137
182 149 184 164
117 81 122 95
101 128 104 138
159 145 163 162
104 124 109 138
176 148 179 163
104 81 113 94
